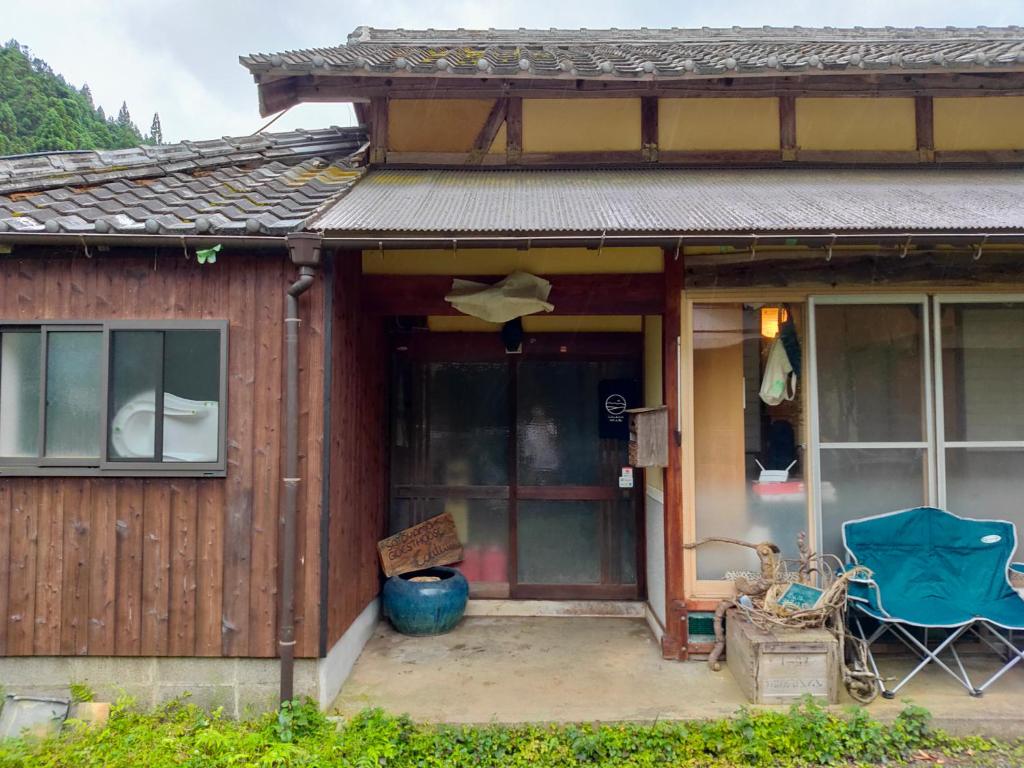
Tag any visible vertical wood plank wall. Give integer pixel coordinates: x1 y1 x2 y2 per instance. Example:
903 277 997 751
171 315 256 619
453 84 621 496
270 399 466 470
0 250 324 659
325 251 388 651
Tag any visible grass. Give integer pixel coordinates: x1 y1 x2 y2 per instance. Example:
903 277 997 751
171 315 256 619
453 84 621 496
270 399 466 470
0 697 1021 767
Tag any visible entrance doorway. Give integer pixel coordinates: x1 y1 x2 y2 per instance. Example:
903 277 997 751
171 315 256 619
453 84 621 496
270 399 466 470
390 333 643 600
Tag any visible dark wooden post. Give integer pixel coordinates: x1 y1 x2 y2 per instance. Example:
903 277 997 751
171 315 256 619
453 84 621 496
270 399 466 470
779 94 796 162
369 97 388 165
506 97 523 164
915 96 935 162
661 249 688 660
641 96 659 163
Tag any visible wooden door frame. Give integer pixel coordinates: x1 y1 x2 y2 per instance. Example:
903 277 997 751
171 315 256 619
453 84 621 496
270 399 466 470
390 330 646 600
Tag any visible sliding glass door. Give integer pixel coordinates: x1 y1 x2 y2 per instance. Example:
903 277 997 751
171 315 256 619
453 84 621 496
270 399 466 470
809 294 1024 560
935 297 1024 555
809 297 935 557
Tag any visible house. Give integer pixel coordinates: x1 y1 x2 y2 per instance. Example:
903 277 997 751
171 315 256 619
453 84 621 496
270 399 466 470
1 26 1023 712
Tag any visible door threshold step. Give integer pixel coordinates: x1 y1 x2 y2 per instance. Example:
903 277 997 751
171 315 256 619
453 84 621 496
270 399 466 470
465 599 646 618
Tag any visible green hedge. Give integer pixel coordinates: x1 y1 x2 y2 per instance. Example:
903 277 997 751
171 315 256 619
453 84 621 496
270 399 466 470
0 697 1015 768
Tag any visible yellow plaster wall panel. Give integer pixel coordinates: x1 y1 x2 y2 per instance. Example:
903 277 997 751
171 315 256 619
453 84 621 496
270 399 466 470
934 97 1024 150
388 99 500 153
795 98 916 151
427 315 642 332
522 99 642 153
362 247 665 275
659 98 780 151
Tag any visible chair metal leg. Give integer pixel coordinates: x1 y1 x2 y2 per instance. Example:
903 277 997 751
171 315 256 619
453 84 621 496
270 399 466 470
885 623 975 696
947 641 978 696
973 623 1024 694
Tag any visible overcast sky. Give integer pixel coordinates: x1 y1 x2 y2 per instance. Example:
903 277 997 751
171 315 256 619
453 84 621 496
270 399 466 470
5 0 1022 143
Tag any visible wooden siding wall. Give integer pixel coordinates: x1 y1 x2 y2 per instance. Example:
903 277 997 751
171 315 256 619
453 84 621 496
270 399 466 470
325 251 388 650
0 250 325 659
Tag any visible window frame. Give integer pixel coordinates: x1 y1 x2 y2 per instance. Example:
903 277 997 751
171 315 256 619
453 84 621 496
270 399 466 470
0 319 228 477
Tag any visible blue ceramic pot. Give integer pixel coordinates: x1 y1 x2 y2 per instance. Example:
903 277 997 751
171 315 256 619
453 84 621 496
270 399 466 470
382 566 469 636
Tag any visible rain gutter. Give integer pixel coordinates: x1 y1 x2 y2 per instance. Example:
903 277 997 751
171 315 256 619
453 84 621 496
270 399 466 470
279 232 323 704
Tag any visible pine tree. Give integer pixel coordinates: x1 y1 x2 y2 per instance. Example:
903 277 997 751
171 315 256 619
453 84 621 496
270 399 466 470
80 83 92 107
96 105 105 122
149 112 162 144
116 100 131 126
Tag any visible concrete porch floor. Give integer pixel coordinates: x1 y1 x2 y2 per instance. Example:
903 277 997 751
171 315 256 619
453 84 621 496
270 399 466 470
331 617 1024 736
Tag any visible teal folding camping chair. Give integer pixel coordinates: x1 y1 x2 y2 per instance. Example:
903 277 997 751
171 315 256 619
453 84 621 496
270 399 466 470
843 507 1024 698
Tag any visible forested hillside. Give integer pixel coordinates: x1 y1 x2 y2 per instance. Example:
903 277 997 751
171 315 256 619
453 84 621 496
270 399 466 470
0 40 161 155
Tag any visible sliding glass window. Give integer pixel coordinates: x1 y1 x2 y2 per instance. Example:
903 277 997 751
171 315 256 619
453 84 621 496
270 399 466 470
935 298 1024 555
0 321 227 476
809 298 934 558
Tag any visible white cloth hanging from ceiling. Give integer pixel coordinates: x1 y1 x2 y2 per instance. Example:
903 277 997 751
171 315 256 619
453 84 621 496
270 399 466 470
759 337 797 406
444 271 554 323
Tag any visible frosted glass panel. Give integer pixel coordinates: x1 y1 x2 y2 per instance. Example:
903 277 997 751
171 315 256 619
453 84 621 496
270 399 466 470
0 332 41 457
517 501 601 584
693 303 809 579
815 304 926 443
946 448 1024 557
108 331 160 460
940 303 1024 442
45 331 102 458
517 360 635 486
392 362 509 486
820 448 928 558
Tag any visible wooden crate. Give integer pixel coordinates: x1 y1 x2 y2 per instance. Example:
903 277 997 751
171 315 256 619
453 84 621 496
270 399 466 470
725 609 839 704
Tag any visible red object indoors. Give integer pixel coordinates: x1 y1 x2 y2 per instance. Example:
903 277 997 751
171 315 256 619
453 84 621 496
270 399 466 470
482 544 507 583
459 545 483 581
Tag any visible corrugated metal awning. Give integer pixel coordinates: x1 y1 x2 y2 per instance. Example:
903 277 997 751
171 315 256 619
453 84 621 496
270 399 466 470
310 168 1024 235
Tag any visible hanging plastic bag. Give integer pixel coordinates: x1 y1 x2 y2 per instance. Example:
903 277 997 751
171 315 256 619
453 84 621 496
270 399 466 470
444 271 554 323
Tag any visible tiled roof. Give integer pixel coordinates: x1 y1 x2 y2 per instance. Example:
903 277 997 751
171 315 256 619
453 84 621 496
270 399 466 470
310 168 1024 235
241 26 1024 80
0 127 367 237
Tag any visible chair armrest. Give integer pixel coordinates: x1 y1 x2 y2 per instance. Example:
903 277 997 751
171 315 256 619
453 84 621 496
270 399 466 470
1010 562 1024 575
844 564 885 615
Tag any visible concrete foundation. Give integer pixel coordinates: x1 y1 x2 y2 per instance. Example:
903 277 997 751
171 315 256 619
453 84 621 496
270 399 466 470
332 616 1024 737
0 599 381 718
0 656 316 718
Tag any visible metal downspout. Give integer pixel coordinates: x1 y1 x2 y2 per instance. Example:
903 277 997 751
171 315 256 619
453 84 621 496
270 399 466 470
280 263 316 703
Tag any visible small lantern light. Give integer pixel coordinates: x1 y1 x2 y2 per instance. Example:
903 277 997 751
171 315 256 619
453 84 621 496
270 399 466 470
760 306 788 339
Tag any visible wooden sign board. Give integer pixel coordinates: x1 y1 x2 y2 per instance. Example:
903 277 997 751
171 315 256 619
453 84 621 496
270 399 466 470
377 512 464 578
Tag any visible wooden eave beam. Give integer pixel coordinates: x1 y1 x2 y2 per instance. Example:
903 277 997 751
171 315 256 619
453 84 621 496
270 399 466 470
280 71 1024 103
362 273 664 316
